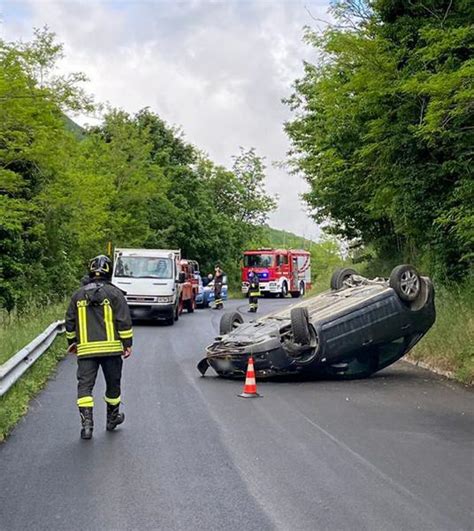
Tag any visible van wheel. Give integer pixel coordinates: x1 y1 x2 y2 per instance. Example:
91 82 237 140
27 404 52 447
219 312 244 335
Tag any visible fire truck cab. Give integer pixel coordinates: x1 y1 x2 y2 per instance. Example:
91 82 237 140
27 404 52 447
241 248 311 298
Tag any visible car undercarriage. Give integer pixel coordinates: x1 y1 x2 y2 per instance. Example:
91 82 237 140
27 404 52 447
197 265 436 379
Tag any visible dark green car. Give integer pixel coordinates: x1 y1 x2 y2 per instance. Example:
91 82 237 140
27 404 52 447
198 265 435 379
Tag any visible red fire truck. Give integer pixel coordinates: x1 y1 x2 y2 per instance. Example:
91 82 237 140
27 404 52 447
241 249 311 298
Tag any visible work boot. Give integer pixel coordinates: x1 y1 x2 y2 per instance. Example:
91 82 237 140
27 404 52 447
106 404 125 431
79 407 94 440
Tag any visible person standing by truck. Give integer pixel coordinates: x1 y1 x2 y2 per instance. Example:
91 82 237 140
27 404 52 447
65 255 133 440
248 269 260 313
213 265 225 310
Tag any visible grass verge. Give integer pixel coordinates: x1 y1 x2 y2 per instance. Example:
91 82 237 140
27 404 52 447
0 337 68 442
0 301 66 365
407 279 474 385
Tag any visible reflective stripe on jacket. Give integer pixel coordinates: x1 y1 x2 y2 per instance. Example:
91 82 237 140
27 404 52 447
65 280 133 358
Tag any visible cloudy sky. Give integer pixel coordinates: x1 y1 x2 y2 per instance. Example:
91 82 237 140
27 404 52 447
1 0 331 239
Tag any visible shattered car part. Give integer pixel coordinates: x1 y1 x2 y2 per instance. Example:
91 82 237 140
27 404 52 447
197 265 435 379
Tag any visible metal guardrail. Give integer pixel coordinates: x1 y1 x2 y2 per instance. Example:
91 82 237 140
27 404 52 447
0 320 65 397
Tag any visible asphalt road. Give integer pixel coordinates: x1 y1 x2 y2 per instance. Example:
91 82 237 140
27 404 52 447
0 298 473 531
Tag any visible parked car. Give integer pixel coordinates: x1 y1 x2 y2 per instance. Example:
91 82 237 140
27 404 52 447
197 265 435 379
196 275 229 308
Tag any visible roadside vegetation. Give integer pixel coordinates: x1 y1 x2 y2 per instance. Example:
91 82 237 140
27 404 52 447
0 302 66 364
408 279 474 384
0 301 67 441
0 28 280 314
0 337 67 442
285 0 472 283
285 0 473 383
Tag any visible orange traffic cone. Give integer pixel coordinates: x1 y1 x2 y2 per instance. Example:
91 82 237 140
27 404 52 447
238 356 261 398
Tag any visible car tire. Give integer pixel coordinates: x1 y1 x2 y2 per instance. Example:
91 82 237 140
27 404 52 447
280 281 288 298
219 312 244 335
389 264 421 302
291 307 311 345
330 268 358 290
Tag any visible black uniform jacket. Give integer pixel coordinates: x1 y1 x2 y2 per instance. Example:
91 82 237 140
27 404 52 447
214 272 224 288
249 275 260 296
66 280 133 358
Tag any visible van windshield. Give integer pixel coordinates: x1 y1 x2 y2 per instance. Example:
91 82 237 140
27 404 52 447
114 256 173 279
244 254 275 267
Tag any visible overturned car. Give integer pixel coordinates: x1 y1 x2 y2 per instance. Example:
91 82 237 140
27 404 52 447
197 265 435 379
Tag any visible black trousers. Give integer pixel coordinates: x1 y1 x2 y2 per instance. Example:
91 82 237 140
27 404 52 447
214 284 223 307
249 294 259 307
77 356 123 402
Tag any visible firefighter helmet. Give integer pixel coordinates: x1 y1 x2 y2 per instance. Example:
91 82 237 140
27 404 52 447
89 255 112 279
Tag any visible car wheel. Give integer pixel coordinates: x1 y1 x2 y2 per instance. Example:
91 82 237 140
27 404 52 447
330 268 358 290
219 311 244 335
281 281 288 298
291 307 311 345
389 264 421 302
166 311 175 326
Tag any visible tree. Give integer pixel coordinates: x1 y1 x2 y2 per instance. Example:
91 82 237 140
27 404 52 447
0 28 92 309
0 31 279 311
285 0 473 280
230 148 277 225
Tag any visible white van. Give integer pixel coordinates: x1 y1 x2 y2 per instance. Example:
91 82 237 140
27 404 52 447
112 248 184 325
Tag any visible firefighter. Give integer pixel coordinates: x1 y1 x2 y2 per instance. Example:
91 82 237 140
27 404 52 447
248 269 260 313
213 265 225 310
65 255 133 440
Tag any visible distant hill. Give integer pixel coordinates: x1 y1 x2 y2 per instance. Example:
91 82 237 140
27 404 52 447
62 115 84 139
260 225 316 250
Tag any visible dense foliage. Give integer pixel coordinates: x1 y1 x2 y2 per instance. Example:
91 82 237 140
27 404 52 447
0 29 278 311
286 0 473 281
